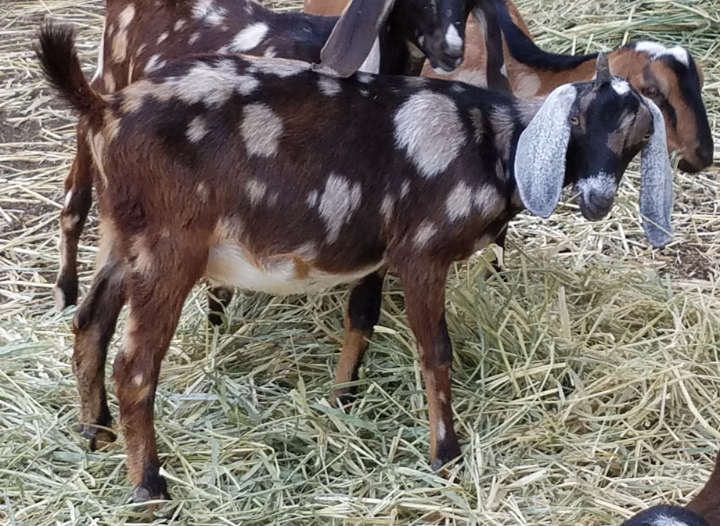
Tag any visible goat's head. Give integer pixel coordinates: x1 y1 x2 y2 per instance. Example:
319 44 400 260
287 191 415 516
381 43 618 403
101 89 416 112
619 505 709 526
616 42 713 173
319 0 471 76
514 54 674 248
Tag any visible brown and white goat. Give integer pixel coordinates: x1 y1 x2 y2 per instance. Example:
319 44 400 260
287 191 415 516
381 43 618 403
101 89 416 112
38 23 671 501
305 0 713 173
54 0 480 312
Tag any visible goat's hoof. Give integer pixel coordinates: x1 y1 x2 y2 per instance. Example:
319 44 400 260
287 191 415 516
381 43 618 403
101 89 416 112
431 443 462 472
75 424 116 450
132 478 170 504
332 388 358 408
54 273 78 310
207 311 225 327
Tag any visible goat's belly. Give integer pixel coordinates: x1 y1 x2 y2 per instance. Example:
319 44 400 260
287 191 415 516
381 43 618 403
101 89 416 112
204 243 384 295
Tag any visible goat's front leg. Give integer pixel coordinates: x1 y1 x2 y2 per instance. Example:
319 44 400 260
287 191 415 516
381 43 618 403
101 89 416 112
333 270 385 406
399 262 460 470
207 286 233 326
55 126 94 310
72 252 127 450
114 245 205 502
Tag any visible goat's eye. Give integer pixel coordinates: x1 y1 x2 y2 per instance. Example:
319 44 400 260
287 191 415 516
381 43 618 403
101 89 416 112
570 116 580 126
642 86 660 98
643 132 652 141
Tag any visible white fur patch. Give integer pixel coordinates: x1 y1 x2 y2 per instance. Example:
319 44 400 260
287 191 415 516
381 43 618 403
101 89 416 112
612 78 631 95
205 243 383 295
63 190 73 209
444 25 463 53
174 19 186 32
228 22 269 53
306 190 319 208
111 4 136 63
380 194 395 223
144 54 167 74
249 57 311 78
316 174 362 243
635 41 690 67
515 71 542 97
245 179 267 205
187 116 209 142
241 103 283 157
264 47 277 58
436 421 446 441
576 172 617 203
358 37 381 74
318 77 342 97
445 181 473 222
157 32 169 44
192 0 226 25
652 515 689 526
394 90 466 178
188 32 201 45
413 220 437 247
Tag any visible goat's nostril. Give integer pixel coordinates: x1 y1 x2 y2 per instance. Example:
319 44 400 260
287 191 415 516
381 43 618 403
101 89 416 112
588 191 613 211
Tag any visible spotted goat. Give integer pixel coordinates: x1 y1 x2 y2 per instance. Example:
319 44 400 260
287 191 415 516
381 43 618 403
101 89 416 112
37 22 672 501
54 0 481 314
307 0 713 270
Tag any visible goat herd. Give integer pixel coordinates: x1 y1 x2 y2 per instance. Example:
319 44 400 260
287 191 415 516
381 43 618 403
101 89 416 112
35 0 715 522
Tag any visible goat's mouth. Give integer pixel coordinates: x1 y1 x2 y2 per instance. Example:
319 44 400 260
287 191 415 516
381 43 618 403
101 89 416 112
429 55 463 73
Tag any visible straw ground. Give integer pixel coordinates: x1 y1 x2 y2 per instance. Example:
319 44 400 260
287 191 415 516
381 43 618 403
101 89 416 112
1 0 718 524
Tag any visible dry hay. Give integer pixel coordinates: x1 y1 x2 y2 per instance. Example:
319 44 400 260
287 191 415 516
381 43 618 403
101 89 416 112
0 0 719 524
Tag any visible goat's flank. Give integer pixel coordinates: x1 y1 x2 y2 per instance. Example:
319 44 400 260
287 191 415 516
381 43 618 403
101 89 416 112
37 22 671 501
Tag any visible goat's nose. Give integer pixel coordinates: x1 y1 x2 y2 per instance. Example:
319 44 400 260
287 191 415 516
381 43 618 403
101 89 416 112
587 190 613 211
696 145 714 168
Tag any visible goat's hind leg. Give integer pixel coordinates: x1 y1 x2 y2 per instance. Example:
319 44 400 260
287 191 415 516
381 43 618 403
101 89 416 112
72 250 127 450
114 239 206 502
56 126 94 310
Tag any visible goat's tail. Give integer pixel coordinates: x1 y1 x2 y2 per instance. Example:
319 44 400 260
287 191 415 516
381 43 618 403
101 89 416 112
35 21 105 118
491 0 598 72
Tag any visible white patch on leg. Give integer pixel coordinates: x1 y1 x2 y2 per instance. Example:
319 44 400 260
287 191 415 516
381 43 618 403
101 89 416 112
91 19 106 82
413 219 437 247
436 421 446 441
444 25 463 53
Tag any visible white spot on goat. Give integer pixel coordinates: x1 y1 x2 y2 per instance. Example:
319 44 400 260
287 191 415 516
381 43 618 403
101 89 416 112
264 46 277 58
174 19 186 32
436 421 446 441
316 174 362 243
401 180 410 199
515 71 542 97
444 25 463 53
394 90 466 178
144 54 167 74
103 71 116 93
188 32 201 45
413 220 437 248
111 4 136 63
187 116 209 143
306 190 319 208
157 32 169 44
635 41 689 67
132 373 144 386
318 77 342 97
473 185 503 220
63 191 73 209
250 57 310 77
652 515 690 526
611 78 631 95
380 194 395 223
228 22 269 52
245 179 267 206
241 103 283 158
446 181 473 221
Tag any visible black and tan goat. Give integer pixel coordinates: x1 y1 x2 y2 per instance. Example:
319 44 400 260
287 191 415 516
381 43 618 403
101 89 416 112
37 23 672 501
54 0 484 313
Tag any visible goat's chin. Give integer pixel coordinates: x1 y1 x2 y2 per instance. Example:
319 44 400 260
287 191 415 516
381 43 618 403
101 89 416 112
678 158 704 173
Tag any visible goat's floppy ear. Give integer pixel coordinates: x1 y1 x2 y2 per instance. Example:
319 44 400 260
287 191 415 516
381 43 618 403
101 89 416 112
514 83 577 217
639 98 673 248
316 0 395 78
